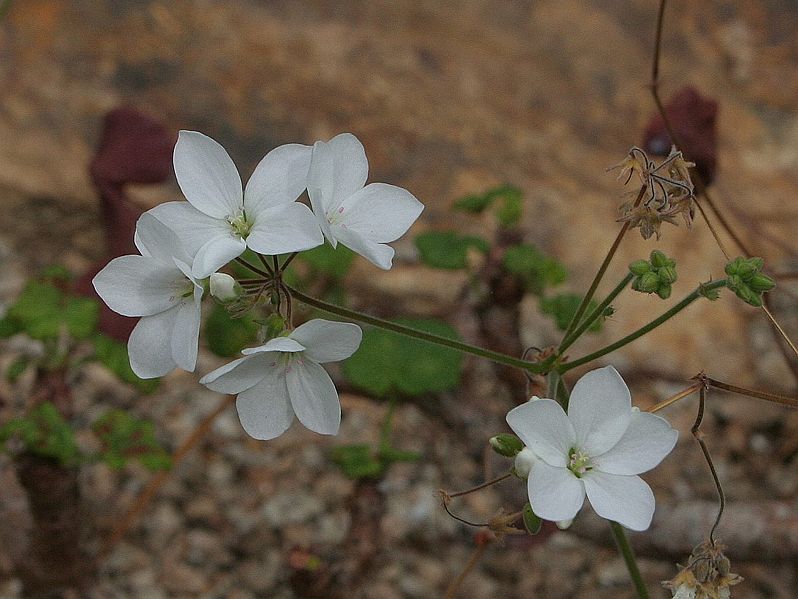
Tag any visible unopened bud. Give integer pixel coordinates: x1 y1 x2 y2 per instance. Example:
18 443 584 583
556 518 573 530
748 273 775 293
639 272 660 293
657 265 678 284
489 433 524 457
629 260 650 276
209 273 241 303
650 250 670 268
513 447 538 478
656 284 672 300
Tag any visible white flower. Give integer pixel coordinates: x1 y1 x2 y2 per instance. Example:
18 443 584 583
93 214 204 378
506 366 678 531
307 133 424 269
200 319 362 440
149 131 323 278
671 584 697 599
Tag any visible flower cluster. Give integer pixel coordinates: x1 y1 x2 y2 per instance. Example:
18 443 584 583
505 366 678 531
93 131 423 439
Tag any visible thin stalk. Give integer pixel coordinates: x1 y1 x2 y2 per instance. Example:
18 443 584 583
558 273 633 354
446 473 512 500
705 377 798 409
560 280 727 373
561 186 646 342
285 285 545 374
280 251 299 274
234 257 272 278
647 382 701 414
610 521 650 599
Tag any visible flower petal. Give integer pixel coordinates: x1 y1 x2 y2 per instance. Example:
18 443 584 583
286 359 341 436
506 399 575 468
582 471 655 531
134 213 192 266
236 368 294 440
289 319 362 363
246 203 323 256
147 201 231 258
173 130 243 218
244 143 312 215
307 140 336 243
93 255 183 317
568 366 632 456
192 234 247 279
200 353 271 394
527 460 585 522
127 308 178 378
594 412 678 475
338 183 424 243
332 225 395 270
241 336 305 355
170 291 202 373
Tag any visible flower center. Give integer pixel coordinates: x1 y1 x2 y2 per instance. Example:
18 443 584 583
567 447 593 478
326 206 346 227
227 210 253 239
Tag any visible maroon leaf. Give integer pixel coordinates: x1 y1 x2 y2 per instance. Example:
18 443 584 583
643 86 718 184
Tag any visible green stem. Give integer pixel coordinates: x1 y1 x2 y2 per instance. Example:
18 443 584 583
560 186 647 342
610 521 650 599
285 285 545 374
558 273 633 354
559 280 727 373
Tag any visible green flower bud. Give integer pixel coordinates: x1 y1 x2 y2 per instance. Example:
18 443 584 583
748 273 775 293
650 250 670 268
522 503 542 535
736 261 758 281
656 284 672 299
631 277 643 292
724 257 744 276
732 284 762 307
629 260 650 276
489 433 524 457
639 271 660 293
657 265 678 284
726 274 744 291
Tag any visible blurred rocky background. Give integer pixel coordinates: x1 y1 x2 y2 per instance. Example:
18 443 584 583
0 0 797 597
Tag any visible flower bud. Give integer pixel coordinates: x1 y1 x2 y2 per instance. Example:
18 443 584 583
724 257 744 276
489 433 524 457
735 260 758 281
513 447 538 478
656 284 672 300
748 273 775 293
209 273 241 303
657 265 678 284
650 250 670 268
639 271 660 293
556 518 573 530
629 260 650 276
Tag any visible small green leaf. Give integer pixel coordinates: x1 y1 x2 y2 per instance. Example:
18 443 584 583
40 264 73 281
343 318 463 397
299 244 355 279
330 444 385 479
0 402 80 465
415 231 489 270
5 356 29 382
204 303 259 358
93 409 171 472
540 293 603 333
63 296 100 339
503 245 567 295
453 184 524 226
93 334 160 393
0 317 22 338
522 503 542 535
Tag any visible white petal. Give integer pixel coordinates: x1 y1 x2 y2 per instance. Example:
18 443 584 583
236 368 294 440
594 412 678 475
93 255 183 317
246 203 323 256
289 319 362 363
506 399 575 468
173 130 243 218
338 183 424 243
127 308 178 378
583 471 655 531
147 201 231 258
527 460 585 522
568 366 632 456
241 337 305 355
332 225 395 270
286 359 341 435
134 213 192 266
307 140 336 243
244 143 312 215
200 353 271 394
192 234 247 279
328 133 368 198
170 293 202 373
514 447 538 478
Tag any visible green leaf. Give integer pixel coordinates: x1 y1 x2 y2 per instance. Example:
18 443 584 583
540 293 604 333
503 245 567 295
5 356 29 382
204 303 260 358
330 444 385 479
0 317 22 338
299 244 355 279
63 296 100 339
522 503 542 535
93 334 160 393
93 409 171 472
453 184 523 226
415 231 489 270
40 264 73 282
343 318 463 397
0 402 80 465
4 280 99 340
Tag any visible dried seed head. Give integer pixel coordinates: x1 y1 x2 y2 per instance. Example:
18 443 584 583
662 540 743 598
